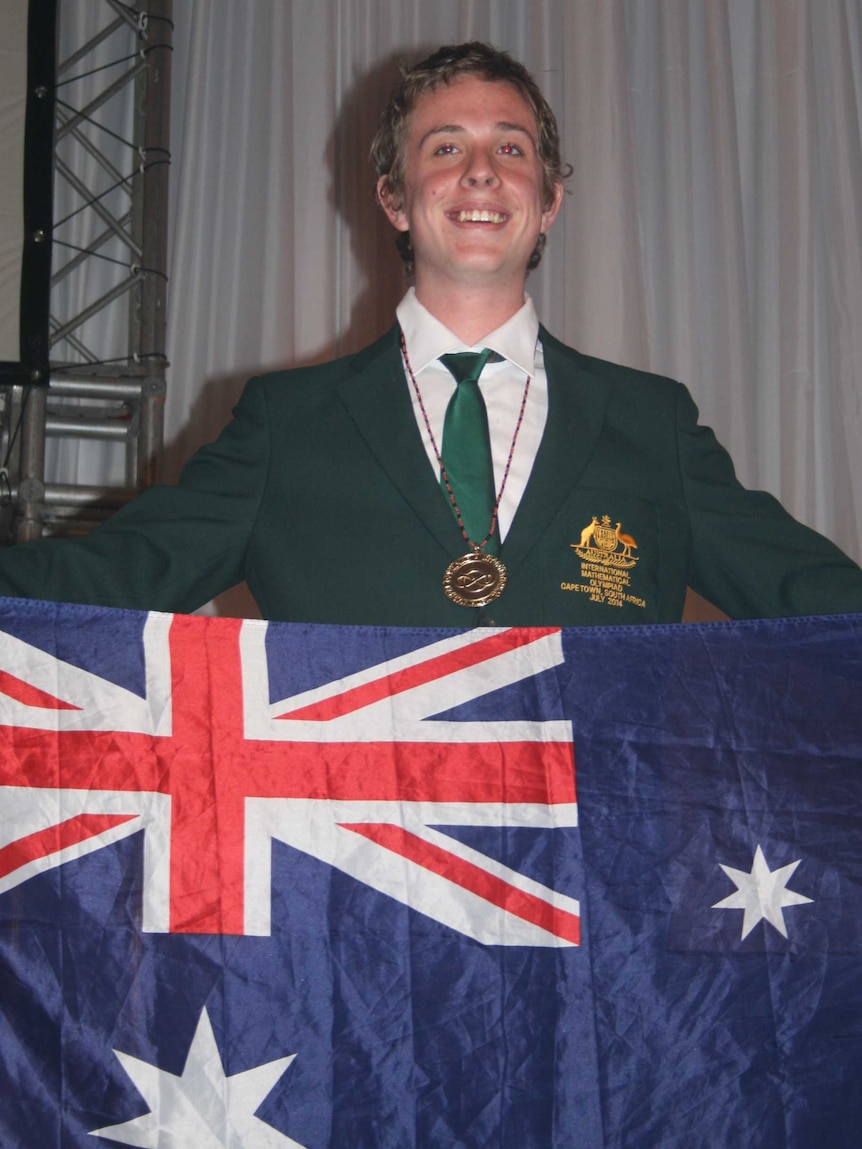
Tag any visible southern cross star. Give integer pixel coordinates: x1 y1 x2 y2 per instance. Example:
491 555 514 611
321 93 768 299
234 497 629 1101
90 1006 305 1148
712 843 814 940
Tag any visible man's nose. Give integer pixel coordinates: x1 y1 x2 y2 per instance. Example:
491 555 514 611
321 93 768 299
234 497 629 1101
460 152 500 187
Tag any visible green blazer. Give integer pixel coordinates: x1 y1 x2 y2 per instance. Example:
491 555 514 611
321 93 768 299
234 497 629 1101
2 326 861 626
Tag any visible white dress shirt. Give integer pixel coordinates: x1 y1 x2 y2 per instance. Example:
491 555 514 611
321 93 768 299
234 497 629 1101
396 287 548 541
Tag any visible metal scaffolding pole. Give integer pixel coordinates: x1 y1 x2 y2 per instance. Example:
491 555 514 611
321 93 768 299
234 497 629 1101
3 0 172 542
136 0 171 489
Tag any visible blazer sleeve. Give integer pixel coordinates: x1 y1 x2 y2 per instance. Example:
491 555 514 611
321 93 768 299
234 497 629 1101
0 377 272 613
676 384 862 618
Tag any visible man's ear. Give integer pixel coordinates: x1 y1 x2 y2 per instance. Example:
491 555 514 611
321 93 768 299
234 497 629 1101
541 178 565 233
377 175 409 232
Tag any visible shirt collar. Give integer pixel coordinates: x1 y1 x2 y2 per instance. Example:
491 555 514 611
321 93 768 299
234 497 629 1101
396 286 539 375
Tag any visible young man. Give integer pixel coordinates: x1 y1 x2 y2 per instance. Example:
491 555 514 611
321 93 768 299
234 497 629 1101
0 42 860 626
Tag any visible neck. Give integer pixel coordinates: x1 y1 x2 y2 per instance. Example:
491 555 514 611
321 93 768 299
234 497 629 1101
414 277 526 345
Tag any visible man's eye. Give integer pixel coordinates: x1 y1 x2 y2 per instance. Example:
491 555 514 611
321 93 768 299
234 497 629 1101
434 143 459 155
498 142 523 156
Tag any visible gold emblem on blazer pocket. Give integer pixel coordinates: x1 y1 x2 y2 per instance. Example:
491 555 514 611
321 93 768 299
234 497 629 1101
572 515 638 568
561 515 646 609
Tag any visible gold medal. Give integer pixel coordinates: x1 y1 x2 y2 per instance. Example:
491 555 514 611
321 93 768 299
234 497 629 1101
443 551 508 608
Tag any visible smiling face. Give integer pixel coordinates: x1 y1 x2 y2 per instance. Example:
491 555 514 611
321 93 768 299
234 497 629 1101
377 75 563 310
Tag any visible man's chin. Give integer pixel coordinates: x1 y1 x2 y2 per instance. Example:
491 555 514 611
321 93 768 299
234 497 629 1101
440 242 524 276
448 256 527 286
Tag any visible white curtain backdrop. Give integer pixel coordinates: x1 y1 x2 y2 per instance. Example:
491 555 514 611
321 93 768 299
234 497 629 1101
105 1 862 612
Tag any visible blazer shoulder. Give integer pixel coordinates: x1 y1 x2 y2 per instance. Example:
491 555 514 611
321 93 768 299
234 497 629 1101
540 326 686 401
243 326 401 400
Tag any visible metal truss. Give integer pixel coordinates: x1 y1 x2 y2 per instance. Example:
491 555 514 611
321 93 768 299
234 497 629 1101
10 0 172 541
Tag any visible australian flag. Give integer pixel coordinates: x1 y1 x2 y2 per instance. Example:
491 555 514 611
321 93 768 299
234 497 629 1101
0 600 861 1148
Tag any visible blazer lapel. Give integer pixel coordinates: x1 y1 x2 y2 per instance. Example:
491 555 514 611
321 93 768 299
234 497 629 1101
501 328 611 573
336 327 465 556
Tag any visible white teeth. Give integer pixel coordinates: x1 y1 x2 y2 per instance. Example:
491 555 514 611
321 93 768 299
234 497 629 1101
456 209 504 223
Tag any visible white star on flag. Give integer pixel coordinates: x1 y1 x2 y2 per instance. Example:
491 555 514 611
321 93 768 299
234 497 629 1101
712 844 814 940
90 1007 304 1148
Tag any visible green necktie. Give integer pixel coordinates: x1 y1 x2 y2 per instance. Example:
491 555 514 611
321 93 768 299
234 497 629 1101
439 349 499 554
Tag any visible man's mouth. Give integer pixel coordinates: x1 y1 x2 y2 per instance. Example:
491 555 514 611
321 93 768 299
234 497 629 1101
450 209 507 224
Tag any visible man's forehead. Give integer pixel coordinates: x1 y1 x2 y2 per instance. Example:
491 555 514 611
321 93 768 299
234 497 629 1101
407 76 538 135
415 118 536 154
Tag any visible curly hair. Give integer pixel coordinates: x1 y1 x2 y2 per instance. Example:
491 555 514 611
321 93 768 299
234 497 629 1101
371 42 569 274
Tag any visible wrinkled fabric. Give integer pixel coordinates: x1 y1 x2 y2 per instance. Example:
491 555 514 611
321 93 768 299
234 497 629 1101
1 600 861 1147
